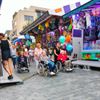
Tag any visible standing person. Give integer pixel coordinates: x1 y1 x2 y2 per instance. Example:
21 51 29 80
53 42 61 64
24 47 30 66
34 43 43 73
10 44 17 69
24 47 29 57
29 47 34 62
0 33 13 80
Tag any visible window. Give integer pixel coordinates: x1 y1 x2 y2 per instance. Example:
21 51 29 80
24 15 34 22
36 10 46 18
36 10 41 18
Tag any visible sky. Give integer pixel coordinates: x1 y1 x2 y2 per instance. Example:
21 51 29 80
0 0 90 33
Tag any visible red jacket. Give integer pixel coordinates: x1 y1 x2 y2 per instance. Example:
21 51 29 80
57 54 68 63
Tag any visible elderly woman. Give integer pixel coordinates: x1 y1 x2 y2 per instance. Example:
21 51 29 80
0 33 13 80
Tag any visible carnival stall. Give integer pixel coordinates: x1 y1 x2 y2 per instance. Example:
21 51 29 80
20 2 81 48
63 0 100 61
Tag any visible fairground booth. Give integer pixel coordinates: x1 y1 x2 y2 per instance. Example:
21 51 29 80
21 2 81 48
63 0 100 61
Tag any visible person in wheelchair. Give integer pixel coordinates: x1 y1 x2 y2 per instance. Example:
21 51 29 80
57 48 72 71
40 50 56 75
17 51 28 68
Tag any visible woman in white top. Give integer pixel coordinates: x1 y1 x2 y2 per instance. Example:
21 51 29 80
34 43 43 73
10 44 17 68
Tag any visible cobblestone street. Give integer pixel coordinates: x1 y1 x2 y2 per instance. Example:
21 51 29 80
1 69 100 100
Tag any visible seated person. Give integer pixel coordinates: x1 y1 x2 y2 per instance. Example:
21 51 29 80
57 49 68 63
57 48 72 70
40 50 56 75
17 51 28 68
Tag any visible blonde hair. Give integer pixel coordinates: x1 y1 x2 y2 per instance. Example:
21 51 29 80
36 43 41 48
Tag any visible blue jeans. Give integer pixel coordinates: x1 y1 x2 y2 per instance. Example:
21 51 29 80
12 57 17 68
48 60 56 72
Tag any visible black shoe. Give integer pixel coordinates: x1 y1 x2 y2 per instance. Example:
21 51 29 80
8 75 13 80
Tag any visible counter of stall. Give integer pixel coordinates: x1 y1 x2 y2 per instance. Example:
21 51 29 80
81 50 100 61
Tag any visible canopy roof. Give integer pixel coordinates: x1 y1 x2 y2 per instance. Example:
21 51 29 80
21 0 100 34
63 0 100 19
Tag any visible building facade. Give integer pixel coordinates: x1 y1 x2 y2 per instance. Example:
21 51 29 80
5 30 13 40
12 6 48 36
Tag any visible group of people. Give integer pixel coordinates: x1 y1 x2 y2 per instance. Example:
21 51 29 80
0 32 72 79
34 42 72 75
0 33 34 80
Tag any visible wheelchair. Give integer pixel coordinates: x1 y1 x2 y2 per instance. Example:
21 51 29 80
56 60 73 72
37 61 58 76
17 61 29 73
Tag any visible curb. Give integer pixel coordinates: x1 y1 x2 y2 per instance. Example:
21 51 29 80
23 72 38 81
0 72 38 89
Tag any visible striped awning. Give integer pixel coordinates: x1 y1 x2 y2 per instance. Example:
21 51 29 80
63 0 100 19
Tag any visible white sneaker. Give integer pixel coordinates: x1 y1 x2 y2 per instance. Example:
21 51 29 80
66 68 72 71
69 68 73 71
50 72 55 75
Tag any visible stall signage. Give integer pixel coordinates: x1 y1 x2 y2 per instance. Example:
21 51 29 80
96 54 100 58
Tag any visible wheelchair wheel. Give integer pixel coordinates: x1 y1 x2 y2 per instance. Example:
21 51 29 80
64 61 73 72
44 68 49 76
53 67 58 74
38 63 45 76
56 61 62 72
17 69 22 73
26 69 30 72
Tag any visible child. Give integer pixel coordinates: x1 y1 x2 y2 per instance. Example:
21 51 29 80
57 48 72 71
24 47 29 57
17 51 28 68
29 47 34 62
40 50 56 75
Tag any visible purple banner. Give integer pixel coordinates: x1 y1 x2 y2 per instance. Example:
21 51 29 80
76 2 81 7
63 5 71 13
